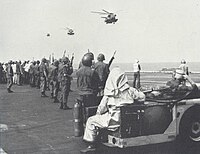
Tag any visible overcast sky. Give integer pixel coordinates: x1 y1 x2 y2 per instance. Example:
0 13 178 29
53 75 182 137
1 0 200 64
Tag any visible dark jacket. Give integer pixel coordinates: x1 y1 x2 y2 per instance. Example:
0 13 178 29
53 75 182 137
76 66 100 95
94 61 109 88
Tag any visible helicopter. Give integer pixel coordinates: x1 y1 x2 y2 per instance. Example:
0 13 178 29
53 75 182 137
64 27 75 35
91 9 118 24
46 33 50 37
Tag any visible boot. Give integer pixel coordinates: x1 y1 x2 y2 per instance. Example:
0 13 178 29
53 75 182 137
7 88 13 93
50 93 54 99
41 92 47 97
53 97 59 103
59 102 63 109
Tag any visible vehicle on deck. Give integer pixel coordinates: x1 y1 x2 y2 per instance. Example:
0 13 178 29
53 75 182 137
84 83 200 149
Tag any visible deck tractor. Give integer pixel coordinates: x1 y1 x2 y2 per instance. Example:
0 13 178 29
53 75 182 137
83 83 200 149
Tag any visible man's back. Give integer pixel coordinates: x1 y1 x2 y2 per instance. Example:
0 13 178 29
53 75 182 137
76 66 99 95
94 61 109 85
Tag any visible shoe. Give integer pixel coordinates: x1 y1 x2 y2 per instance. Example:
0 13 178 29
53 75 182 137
7 88 14 93
80 144 96 153
53 98 59 103
50 93 54 99
41 94 48 97
63 106 72 110
87 145 96 149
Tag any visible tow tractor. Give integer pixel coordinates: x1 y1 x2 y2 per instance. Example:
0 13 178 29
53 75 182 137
83 83 200 149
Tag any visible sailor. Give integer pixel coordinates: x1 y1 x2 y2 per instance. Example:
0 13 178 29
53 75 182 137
166 69 196 91
82 67 145 150
76 53 100 107
94 53 110 104
179 59 189 75
6 60 14 93
133 59 141 89
49 60 59 103
39 58 48 97
29 61 36 87
59 57 73 109
35 60 40 89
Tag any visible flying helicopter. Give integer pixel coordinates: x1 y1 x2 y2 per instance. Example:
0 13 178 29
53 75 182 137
91 9 118 24
46 33 50 37
63 27 75 35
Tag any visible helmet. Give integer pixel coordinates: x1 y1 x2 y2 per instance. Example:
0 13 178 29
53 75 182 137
82 54 93 67
85 52 94 60
8 60 12 64
97 53 105 61
42 58 47 63
181 59 186 64
135 59 139 63
62 57 69 64
53 60 59 66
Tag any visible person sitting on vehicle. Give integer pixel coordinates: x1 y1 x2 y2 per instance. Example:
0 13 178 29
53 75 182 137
146 69 197 100
82 67 145 150
166 69 197 91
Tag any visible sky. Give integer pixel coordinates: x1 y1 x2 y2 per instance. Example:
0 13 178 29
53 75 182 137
1 0 200 64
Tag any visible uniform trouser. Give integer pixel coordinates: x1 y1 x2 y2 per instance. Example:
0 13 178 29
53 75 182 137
35 75 40 88
7 77 13 90
17 73 21 85
24 72 29 84
83 113 109 142
30 74 35 86
60 82 70 108
50 80 59 98
40 76 47 93
133 72 140 89
13 74 17 84
0 73 2 83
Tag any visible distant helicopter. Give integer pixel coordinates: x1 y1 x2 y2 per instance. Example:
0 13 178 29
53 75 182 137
64 27 75 35
46 33 50 37
91 9 118 24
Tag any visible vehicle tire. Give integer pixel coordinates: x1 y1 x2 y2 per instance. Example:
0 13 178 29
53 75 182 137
179 106 200 146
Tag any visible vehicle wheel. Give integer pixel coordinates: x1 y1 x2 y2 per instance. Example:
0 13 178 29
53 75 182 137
179 107 200 146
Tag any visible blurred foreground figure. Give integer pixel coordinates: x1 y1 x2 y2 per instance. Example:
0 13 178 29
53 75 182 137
133 59 141 89
6 60 14 93
83 67 145 150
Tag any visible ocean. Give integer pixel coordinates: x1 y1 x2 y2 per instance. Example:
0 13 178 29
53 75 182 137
110 62 200 73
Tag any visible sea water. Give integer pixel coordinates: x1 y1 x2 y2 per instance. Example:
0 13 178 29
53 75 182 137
110 62 200 73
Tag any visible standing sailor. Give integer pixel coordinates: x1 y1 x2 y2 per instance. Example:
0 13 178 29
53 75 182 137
133 59 141 89
39 58 48 97
59 57 73 109
6 60 14 93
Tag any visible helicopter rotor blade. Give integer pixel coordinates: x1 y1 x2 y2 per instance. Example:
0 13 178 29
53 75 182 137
102 9 111 14
91 11 108 15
